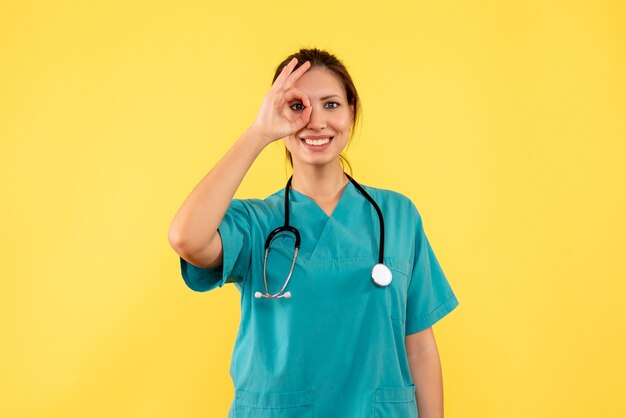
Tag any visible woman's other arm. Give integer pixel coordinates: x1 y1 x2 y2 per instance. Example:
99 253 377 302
406 327 444 418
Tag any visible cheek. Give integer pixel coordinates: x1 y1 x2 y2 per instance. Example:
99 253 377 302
283 135 299 152
329 115 352 133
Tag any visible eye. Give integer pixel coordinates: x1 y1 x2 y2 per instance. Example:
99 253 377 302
325 101 340 109
290 102 305 111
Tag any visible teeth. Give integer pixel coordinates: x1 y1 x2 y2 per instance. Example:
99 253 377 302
303 137 331 146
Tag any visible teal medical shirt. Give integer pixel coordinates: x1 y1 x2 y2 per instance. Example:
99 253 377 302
180 181 459 418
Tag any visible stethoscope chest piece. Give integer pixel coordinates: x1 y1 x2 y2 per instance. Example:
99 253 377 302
371 263 392 287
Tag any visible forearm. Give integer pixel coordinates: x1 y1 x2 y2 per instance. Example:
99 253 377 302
407 341 444 418
169 58 313 265
168 127 265 254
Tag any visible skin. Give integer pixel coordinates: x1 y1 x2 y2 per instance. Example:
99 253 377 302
406 327 445 418
280 66 354 213
168 57 444 417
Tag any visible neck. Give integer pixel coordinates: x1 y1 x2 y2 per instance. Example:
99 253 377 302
290 162 347 201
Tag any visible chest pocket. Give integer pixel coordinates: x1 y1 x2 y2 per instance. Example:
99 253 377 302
387 260 411 323
234 389 314 418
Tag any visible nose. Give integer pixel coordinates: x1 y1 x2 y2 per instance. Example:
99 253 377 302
307 105 326 130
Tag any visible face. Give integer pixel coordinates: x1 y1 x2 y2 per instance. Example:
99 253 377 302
283 67 354 169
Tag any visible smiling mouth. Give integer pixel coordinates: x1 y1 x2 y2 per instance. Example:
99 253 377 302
300 136 333 146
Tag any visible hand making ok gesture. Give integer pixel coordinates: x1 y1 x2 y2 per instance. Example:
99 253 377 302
250 57 313 146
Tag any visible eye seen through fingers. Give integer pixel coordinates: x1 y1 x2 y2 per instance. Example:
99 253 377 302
289 102 305 112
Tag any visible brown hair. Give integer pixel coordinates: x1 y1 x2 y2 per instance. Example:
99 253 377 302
272 48 361 175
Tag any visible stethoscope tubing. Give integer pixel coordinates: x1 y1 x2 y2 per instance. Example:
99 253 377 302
344 173 385 265
261 246 299 298
256 173 389 299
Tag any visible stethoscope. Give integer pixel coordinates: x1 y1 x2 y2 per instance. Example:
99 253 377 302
254 173 392 299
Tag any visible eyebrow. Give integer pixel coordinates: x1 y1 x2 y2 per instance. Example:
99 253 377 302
320 94 342 101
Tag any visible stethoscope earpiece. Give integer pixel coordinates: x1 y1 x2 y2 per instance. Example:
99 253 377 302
255 291 292 299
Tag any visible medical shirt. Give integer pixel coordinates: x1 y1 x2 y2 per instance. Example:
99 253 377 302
180 181 459 418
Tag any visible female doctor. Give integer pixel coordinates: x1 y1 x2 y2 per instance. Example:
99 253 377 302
168 48 459 418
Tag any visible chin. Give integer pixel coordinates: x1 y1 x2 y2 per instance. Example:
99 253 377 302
291 156 343 169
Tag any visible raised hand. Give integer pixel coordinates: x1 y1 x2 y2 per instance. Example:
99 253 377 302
250 57 312 146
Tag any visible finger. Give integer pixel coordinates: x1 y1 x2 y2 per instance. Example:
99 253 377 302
286 90 311 132
301 92 310 108
298 105 312 126
283 87 309 105
281 88 309 120
283 60 311 90
269 59 294 91
272 57 299 90
287 104 311 134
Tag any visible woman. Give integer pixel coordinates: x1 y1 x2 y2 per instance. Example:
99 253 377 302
168 48 459 418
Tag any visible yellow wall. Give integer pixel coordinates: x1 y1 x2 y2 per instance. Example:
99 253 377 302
1 1 624 417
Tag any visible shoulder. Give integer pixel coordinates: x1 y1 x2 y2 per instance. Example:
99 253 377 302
227 188 283 221
359 183 421 220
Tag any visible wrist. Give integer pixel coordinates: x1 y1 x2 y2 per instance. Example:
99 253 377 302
240 127 271 153
244 124 276 147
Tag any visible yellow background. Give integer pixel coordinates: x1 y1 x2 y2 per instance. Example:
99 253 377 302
1 1 624 417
